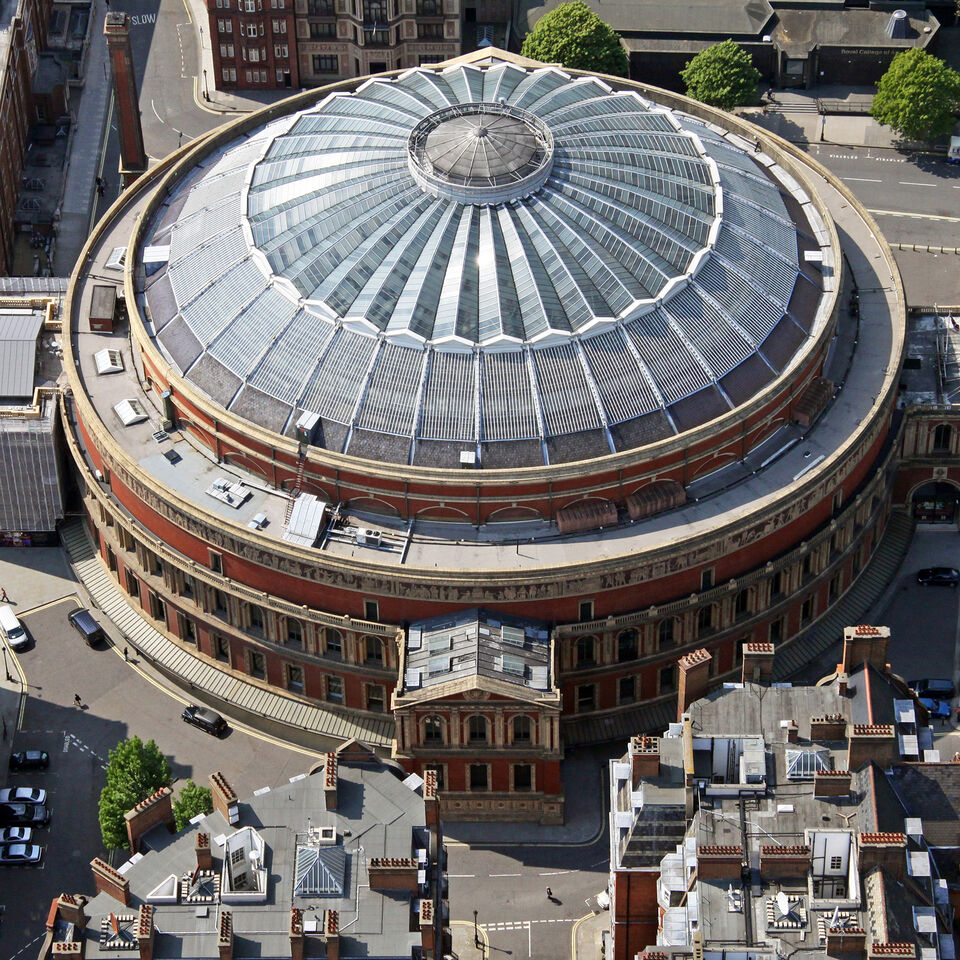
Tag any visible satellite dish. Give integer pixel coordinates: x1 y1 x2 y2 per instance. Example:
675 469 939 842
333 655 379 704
776 891 791 917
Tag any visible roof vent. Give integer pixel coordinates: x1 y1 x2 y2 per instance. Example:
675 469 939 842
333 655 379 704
885 9 908 38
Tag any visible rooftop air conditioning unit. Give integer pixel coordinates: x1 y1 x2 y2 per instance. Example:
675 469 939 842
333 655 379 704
357 528 382 547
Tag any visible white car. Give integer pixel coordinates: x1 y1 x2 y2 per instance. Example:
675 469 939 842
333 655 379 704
0 827 31 843
0 788 46 805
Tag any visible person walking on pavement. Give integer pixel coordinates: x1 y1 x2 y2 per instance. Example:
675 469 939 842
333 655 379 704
546 886 552 900
0 587 8 602
123 646 128 661
74 693 82 708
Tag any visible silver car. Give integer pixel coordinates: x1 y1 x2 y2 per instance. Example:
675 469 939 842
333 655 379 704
0 788 46 805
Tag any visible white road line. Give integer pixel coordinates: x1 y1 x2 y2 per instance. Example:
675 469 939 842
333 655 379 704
539 870 572 876
490 872 522 877
898 181 935 187
448 874 476 878
844 177 881 183
868 208 960 222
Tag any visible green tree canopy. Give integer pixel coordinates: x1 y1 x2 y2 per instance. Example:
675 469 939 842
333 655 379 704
521 1 628 77
173 780 214 832
98 737 173 849
680 40 761 110
871 48 960 142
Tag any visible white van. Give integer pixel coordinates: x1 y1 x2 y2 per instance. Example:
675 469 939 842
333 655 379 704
0 605 27 651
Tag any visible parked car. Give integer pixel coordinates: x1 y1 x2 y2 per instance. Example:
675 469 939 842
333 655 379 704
0 827 32 843
0 788 46 805
909 678 956 700
0 842 43 865
182 704 228 737
916 567 960 587
0 804 49 827
0 605 28 651
67 607 105 645
919 697 952 719
8 751 49 771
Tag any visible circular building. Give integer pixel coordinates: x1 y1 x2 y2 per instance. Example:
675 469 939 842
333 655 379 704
63 50 904 819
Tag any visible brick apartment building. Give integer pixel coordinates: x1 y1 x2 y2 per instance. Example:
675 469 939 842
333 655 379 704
0 0 53 272
207 0 460 91
610 628 958 960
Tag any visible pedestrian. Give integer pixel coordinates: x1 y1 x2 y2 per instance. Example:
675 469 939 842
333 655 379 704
95 176 103 188
123 645 128 661
546 886 552 899
74 693 82 708
754 138 762 153
97 182 105 197
0 587 8 602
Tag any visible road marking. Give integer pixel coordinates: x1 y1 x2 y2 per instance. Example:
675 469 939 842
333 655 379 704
844 177 881 183
868 208 960 222
490 872 522 877
539 870 573 876
898 181 935 187
448 874 476 878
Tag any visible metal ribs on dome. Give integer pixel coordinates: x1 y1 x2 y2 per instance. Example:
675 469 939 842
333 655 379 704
145 60 818 468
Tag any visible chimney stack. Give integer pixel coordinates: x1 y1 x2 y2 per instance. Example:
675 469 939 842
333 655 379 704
324 753 338 811
847 724 897 770
858 832 906 881
137 905 155 960
677 648 712 719
55 894 88 930
104 13 147 184
217 911 233 960
324 910 339 960
210 773 239 825
630 735 661 786
195 832 212 871
742 642 775 684
124 787 175 853
841 625 890 674
290 908 304 960
90 858 131 905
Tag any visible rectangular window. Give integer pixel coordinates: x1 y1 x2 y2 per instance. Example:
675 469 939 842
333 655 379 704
363 0 387 20
697 605 714 634
578 600 594 622
178 613 196 643
576 684 595 712
287 664 304 692
830 855 842 870
416 21 444 37
325 629 342 657
417 0 439 12
312 54 338 73
327 675 344 703
770 569 782 598
513 764 532 792
224 67 237 81
364 599 379 622
735 589 749 618
249 47 260 62
274 44 288 59
659 664 676 694
245 69 253 82
619 676 636 704
364 27 389 43
276 68 284 83
469 764 488 790
214 634 230 662
770 617 784 644
309 21 336 37
217 17 229 31
212 588 228 616
419 54 444 65
366 684 385 712
209 549 223 573
125 568 140 598
701 568 714 591
307 0 334 12
576 635 595 666
149 591 165 623
272 18 286 31
829 572 842 603
801 596 814 624
249 651 266 679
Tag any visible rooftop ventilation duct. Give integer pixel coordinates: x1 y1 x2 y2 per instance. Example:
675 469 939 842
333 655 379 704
886 9 908 38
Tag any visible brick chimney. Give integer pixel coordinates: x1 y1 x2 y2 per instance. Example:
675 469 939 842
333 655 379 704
423 769 440 829
137 905 154 960
125 787 175 853
56 894 88 929
290 908 304 960
868 944 916 959
90 858 131 906
814 770 852 797
217 911 233 960
825 926 867 956
858 832 906 881
419 897 435 955
104 13 147 184
811 714 847 740
742 642 775 684
847 724 897 770
677 648 712 719
697 845 743 880
323 910 339 960
630 735 660 786
324 753 338 811
842 625 891 674
195 832 212 871
51 943 82 960
781 719 799 742
368 857 419 892
210 772 239 825
759 844 811 879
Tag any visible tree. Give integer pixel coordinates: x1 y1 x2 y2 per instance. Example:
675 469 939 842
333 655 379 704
98 737 172 849
173 780 214 832
680 40 761 110
521 1 628 78
871 48 960 142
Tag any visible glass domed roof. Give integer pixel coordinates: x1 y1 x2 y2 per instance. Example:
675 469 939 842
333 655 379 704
143 59 820 468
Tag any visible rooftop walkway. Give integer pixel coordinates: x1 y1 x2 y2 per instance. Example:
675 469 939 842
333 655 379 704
60 517 395 751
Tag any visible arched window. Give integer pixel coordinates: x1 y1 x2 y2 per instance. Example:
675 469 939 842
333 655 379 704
934 424 952 452
249 604 264 633
324 628 342 656
658 618 675 649
576 635 596 665
286 618 302 648
697 605 714 633
617 629 638 662
512 715 532 744
468 715 488 743
365 636 384 664
423 716 443 745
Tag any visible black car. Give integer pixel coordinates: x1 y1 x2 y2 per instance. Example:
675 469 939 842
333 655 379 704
182 704 228 737
916 567 960 587
67 607 106 645
8 751 49 772
0 804 50 827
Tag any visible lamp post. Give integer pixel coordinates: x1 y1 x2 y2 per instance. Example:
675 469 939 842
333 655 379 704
473 909 480 949
203 68 210 101
2 646 11 683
